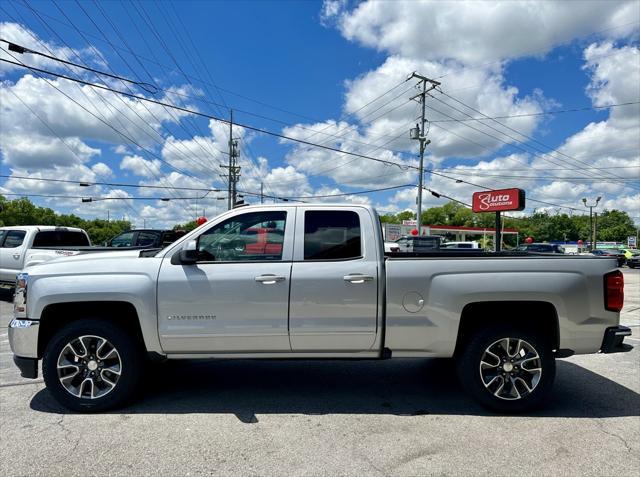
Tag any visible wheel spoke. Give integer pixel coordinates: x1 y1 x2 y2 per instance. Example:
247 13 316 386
100 370 117 387
104 364 121 376
59 369 80 382
480 360 499 368
514 376 533 393
99 348 118 360
95 338 108 358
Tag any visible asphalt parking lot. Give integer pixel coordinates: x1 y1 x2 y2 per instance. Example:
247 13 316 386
0 269 638 476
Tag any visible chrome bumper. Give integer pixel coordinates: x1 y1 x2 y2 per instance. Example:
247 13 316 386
9 319 39 358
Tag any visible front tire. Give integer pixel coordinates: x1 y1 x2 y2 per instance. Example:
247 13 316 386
43 319 144 412
457 326 556 413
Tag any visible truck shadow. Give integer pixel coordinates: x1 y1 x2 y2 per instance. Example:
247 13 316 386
30 358 640 421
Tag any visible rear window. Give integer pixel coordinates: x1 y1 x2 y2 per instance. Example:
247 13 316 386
136 231 160 247
32 230 90 247
304 211 361 260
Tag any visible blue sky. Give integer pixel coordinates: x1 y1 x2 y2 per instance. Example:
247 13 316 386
1 0 638 227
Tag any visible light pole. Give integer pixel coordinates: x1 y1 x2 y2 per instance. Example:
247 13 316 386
582 196 601 251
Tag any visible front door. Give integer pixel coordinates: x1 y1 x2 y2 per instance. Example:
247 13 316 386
157 208 295 353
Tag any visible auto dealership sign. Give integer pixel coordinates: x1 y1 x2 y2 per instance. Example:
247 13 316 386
472 188 526 213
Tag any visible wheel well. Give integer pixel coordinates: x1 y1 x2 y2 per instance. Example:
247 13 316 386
37 301 144 358
453 301 559 357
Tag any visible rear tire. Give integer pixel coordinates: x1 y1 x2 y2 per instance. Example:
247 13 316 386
43 319 144 412
457 326 556 413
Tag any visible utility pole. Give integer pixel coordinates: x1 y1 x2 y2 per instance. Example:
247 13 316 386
409 72 440 235
220 109 241 210
582 196 601 251
260 182 264 204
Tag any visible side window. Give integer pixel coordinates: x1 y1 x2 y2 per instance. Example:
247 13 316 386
136 231 159 247
197 211 287 262
110 232 134 247
304 211 361 261
3 230 26 248
0 230 6 246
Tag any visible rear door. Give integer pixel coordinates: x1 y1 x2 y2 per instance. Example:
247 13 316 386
157 208 295 353
289 207 379 351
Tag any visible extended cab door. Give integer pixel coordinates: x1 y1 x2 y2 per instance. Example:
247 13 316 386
289 207 379 351
0 229 27 283
157 208 295 353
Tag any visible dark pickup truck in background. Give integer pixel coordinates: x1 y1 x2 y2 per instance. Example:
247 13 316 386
105 229 186 248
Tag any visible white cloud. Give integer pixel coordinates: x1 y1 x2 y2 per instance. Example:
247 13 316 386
91 162 113 178
120 155 163 179
0 22 103 76
342 55 545 160
584 42 640 121
333 1 638 64
0 133 100 169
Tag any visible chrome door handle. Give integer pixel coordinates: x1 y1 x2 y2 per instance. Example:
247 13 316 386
255 275 286 284
13 254 20 260
343 274 374 284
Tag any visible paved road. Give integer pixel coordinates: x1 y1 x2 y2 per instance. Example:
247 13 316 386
0 270 638 476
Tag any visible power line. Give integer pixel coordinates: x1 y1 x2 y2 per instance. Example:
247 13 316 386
0 175 415 201
286 184 414 199
8 2 208 215
0 56 419 172
0 36 157 93
425 97 639 190
0 50 222 208
2 88 143 220
428 101 640 122
435 90 636 188
60 0 227 186
435 170 639 181
1 48 603 213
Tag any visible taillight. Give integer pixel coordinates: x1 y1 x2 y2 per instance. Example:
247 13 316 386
604 270 624 312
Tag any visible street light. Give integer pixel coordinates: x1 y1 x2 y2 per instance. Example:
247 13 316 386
582 196 601 251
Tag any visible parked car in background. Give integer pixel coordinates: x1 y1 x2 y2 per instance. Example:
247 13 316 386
393 235 442 252
626 252 640 268
441 241 481 249
0 226 91 290
515 243 566 254
106 229 186 248
619 248 637 260
590 249 626 267
384 241 400 253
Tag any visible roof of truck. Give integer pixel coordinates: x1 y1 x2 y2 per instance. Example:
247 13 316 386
0 225 86 233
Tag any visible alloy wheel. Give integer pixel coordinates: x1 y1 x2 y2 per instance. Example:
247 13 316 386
56 335 122 399
479 337 542 400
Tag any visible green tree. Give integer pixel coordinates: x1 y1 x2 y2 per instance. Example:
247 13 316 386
596 210 636 242
0 196 131 244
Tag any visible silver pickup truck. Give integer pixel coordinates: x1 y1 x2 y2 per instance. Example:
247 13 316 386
9 204 632 413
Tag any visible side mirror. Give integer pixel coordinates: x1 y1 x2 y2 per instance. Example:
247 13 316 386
171 240 199 265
